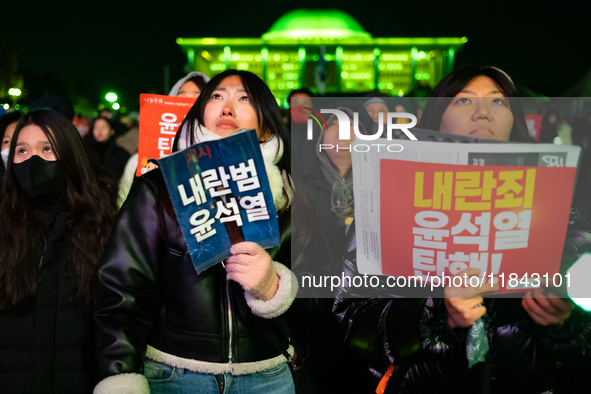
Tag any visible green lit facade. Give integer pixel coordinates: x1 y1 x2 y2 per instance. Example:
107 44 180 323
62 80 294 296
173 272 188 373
177 9 466 107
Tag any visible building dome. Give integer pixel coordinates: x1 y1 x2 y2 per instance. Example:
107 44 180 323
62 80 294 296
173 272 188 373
262 9 372 40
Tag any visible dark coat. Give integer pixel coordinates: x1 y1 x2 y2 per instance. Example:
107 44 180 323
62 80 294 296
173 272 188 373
292 127 349 280
334 217 591 394
94 169 313 378
83 135 129 175
0 214 100 393
292 130 371 393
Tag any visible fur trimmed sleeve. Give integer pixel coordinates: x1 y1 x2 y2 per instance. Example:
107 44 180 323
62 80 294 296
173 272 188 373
94 373 149 394
244 262 297 319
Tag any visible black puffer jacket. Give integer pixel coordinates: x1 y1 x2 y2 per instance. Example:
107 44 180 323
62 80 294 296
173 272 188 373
334 217 591 394
0 214 100 393
94 169 311 385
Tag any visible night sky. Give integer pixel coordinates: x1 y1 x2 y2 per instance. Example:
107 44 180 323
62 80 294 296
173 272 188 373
2 0 590 111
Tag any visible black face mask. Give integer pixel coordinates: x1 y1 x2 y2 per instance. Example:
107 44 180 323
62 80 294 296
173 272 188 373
13 155 66 206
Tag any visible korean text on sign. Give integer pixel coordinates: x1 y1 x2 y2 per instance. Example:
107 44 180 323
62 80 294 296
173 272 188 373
177 158 270 243
411 169 536 283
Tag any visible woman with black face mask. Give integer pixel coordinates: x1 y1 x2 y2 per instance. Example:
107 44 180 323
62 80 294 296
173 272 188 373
0 109 120 393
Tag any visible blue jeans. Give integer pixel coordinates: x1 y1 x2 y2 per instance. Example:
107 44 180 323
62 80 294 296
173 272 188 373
144 359 296 394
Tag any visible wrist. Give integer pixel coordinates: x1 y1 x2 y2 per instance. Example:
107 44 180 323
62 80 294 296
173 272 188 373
258 273 280 301
245 262 296 319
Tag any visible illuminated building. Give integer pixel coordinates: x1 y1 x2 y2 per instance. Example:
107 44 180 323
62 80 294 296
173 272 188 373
176 9 466 107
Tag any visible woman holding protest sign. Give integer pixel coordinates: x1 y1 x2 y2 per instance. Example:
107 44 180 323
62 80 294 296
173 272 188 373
93 70 312 394
333 66 591 393
0 110 119 393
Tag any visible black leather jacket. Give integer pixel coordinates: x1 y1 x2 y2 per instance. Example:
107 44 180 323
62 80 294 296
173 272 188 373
334 216 591 394
95 170 305 378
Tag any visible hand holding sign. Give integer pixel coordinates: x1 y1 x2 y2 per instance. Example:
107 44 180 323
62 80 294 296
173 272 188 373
444 268 499 328
227 242 279 301
522 289 572 326
159 129 280 274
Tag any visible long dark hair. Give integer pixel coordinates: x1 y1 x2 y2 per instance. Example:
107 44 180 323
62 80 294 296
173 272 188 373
187 75 208 91
0 110 119 311
417 66 533 142
87 116 115 142
173 69 292 212
0 111 24 140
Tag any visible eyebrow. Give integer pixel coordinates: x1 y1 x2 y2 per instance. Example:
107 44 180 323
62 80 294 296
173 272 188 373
15 140 50 147
461 89 503 95
214 87 247 93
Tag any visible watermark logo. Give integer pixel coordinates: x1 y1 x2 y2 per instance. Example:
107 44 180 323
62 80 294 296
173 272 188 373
303 107 418 141
302 107 328 140
541 155 565 167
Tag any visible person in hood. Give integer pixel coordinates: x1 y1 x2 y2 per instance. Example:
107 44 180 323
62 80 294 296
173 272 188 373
0 109 119 393
293 105 371 392
94 70 311 394
169 71 210 98
117 72 211 207
294 101 371 279
316 106 360 229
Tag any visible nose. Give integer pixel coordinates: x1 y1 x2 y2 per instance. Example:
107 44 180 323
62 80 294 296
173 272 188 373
222 101 235 116
472 98 492 121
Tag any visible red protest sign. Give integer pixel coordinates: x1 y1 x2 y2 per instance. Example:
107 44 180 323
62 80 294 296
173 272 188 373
137 94 196 176
525 114 543 142
380 160 576 293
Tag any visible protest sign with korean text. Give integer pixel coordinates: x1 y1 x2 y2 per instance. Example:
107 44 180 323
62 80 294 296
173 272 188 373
158 129 280 274
351 139 581 294
137 94 196 176
380 160 576 293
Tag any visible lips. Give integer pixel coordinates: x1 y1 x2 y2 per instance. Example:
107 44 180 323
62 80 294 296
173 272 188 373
217 120 238 129
470 127 493 135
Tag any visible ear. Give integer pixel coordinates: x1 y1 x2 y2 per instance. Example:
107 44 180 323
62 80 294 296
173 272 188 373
259 128 271 142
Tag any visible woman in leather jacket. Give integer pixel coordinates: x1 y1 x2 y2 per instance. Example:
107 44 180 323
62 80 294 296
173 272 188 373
94 70 304 394
334 66 591 393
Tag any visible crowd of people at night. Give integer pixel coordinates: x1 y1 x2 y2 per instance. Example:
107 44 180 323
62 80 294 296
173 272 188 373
0 65 590 394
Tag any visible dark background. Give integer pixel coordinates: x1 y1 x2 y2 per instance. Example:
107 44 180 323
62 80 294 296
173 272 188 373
1 0 590 112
